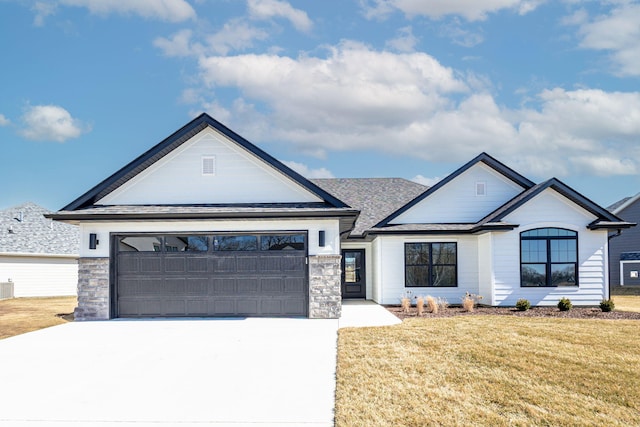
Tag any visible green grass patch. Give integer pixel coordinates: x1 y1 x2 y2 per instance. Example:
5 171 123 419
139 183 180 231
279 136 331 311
336 316 640 426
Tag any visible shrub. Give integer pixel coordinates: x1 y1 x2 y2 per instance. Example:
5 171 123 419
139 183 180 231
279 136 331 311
416 296 425 316
461 292 483 312
600 298 615 312
426 296 438 314
557 297 573 311
401 297 411 313
515 299 531 311
437 297 449 312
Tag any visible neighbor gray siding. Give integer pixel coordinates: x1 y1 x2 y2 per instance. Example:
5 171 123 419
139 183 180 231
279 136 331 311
609 201 640 287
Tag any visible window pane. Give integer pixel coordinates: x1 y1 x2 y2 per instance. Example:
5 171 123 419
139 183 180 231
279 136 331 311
550 239 577 263
522 240 547 263
213 235 258 251
432 243 456 264
344 252 362 283
406 266 430 287
405 243 429 265
551 264 577 286
119 236 162 252
432 265 456 286
522 264 546 287
260 234 305 251
169 236 208 252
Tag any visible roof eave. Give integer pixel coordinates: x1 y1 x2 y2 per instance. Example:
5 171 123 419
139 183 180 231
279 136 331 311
588 220 636 230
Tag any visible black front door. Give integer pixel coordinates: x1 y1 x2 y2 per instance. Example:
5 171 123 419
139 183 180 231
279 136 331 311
341 249 366 299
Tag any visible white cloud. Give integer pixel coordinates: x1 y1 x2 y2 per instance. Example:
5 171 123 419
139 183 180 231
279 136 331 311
59 0 196 22
282 161 334 179
189 42 640 178
570 2 640 76
385 26 418 52
411 175 440 187
0 114 10 126
32 1 57 26
438 18 484 47
154 29 202 57
247 0 313 32
361 0 544 21
20 105 89 142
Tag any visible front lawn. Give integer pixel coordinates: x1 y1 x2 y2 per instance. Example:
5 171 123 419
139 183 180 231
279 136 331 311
0 296 76 339
336 316 640 426
613 295 640 313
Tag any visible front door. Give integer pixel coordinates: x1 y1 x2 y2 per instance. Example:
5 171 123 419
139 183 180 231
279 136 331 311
341 249 366 299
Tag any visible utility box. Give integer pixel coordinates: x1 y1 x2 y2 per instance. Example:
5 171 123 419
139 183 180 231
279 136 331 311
0 281 14 300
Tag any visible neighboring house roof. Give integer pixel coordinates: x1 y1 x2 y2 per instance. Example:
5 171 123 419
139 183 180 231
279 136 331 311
620 252 640 261
477 178 634 230
62 113 349 211
311 178 427 237
376 152 535 227
0 202 79 255
608 193 640 215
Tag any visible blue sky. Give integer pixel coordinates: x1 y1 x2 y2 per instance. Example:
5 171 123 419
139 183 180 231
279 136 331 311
1 0 639 211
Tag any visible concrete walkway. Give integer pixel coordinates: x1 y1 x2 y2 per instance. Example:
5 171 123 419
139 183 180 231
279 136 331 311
339 300 402 328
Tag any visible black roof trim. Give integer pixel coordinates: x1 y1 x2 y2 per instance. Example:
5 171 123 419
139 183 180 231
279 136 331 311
478 177 633 229
62 113 349 210
375 152 535 227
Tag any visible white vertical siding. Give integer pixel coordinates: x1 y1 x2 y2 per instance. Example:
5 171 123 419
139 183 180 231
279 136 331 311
477 233 494 305
98 128 322 205
390 163 524 224
492 189 607 306
372 239 382 303
79 219 341 258
376 235 480 305
0 255 78 297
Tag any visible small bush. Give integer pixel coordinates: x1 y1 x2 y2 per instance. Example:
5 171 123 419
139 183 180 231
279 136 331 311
557 297 573 311
461 292 483 312
515 298 531 311
416 296 425 316
401 297 411 313
437 297 449 312
426 296 438 314
600 298 615 312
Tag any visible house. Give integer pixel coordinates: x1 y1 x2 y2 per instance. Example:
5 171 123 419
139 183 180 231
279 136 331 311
49 113 632 320
0 202 79 297
608 194 640 288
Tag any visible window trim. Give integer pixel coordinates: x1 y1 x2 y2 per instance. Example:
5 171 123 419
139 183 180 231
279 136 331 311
520 228 578 287
404 242 458 288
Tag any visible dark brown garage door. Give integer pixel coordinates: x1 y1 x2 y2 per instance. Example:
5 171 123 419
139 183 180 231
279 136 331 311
114 233 308 317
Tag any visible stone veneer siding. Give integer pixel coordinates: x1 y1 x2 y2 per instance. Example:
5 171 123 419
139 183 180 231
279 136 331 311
308 254 342 319
75 257 110 321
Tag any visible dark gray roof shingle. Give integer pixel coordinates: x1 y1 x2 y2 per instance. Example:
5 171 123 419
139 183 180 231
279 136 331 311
608 196 632 212
311 178 428 236
0 202 79 255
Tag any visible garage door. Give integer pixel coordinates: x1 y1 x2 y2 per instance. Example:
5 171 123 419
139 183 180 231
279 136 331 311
115 233 308 317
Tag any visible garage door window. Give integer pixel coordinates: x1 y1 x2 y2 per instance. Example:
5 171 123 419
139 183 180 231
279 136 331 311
119 236 163 252
213 235 258 251
168 236 208 252
261 234 305 251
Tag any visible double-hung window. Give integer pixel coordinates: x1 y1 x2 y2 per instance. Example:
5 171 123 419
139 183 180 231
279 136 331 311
405 242 457 287
521 228 578 287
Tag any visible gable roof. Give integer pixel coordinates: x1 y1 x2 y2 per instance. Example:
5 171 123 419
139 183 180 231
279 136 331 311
477 178 634 230
62 113 349 211
0 202 79 255
375 152 535 227
608 193 640 215
311 178 427 237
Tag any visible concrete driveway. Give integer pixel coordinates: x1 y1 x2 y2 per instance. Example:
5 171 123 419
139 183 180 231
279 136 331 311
0 318 339 426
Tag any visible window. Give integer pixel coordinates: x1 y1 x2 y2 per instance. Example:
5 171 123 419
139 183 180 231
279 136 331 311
213 235 258 251
261 234 305 251
171 236 208 252
118 236 162 252
405 242 457 287
521 228 578 287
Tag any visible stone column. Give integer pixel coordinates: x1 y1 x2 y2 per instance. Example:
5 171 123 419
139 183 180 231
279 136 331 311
74 258 110 321
308 254 342 319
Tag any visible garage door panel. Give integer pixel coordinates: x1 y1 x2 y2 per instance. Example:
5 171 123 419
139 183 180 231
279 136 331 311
116 234 308 317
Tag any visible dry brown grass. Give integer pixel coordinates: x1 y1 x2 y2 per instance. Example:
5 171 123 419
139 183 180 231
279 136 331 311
612 295 640 313
0 296 76 340
336 316 640 427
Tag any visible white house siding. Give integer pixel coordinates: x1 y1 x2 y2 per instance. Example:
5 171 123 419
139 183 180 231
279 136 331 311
477 233 494 305
341 241 372 299
79 219 341 258
0 254 77 297
390 163 524 224
371 238 382 303
376 235 480 305
98 128 322 205
492 189 607 306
